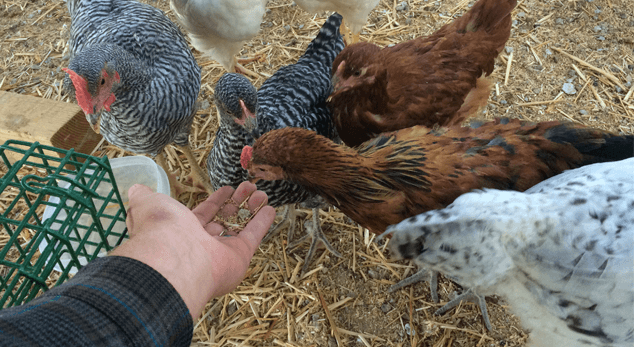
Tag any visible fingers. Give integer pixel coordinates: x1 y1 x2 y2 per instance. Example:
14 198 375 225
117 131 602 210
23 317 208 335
192 182 271 240
236 205 276 254
246 190 268 213
232 181 257 205
216 182 258 218
192 185 235 225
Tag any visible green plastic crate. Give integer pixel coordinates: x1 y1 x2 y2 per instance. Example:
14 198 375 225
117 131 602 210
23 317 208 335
0 140 128 309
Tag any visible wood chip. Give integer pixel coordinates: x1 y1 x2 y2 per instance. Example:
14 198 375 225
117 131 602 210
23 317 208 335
317 287 343 346
504 52 513 86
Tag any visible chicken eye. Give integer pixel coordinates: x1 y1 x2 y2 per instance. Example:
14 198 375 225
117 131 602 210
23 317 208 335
100 78 105 85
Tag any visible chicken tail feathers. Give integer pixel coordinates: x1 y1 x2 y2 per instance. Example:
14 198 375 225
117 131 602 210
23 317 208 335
431 0 517 77
300 13 345 67
67 0 81 17
461 0 518 34
543 124 634 165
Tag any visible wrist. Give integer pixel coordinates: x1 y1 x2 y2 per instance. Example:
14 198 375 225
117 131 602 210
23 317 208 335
110 229 217 319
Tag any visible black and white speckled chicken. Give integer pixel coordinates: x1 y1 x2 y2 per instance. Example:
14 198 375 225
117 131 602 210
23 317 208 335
62 0 212 197
381 158 634 345
207 13 345 272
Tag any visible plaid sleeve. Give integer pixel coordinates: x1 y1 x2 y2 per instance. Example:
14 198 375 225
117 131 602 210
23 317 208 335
0 256 193 346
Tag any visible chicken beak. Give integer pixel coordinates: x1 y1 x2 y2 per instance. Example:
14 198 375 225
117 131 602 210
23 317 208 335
239 99 260 138
247 173 261 184
331 61 345 93
244 117 260 138
86 113 102 135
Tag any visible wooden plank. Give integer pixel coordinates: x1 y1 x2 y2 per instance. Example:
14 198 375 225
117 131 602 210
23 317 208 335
0 91 102 163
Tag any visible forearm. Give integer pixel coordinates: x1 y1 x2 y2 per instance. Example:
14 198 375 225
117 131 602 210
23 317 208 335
0 256 192 346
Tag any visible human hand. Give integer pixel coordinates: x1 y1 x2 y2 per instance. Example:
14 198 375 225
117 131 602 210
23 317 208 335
110 181 276 319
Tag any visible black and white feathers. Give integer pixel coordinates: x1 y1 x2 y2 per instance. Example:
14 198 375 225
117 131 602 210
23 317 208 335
207 13 344 205
64 0 201 156
381 158 634 346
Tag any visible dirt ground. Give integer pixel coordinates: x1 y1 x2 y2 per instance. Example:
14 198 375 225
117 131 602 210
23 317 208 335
1 0 632 346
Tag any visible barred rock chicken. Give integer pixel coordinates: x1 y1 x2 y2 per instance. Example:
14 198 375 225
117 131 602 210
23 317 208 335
381 158 634 345
242 118 634 279
207 13 344 273
62 0 212 197
293 0 380 44
328 0 517 147
169 0 267 77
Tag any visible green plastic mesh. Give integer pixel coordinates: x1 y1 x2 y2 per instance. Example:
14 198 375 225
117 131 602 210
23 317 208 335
0 140 127 309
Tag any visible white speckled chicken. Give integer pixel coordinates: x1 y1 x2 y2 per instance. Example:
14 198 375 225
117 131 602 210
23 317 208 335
207 13 345 273
381 158 634 345
62 0 212 197
170 0 267 76
293 0 380 43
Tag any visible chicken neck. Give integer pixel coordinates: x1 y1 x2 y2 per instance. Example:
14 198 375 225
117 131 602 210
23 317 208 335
253 131 424 234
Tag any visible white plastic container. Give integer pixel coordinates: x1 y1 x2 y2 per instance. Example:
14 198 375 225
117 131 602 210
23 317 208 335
40 156 170 273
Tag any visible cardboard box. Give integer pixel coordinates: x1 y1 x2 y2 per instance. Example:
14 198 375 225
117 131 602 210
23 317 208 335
0 91 103 163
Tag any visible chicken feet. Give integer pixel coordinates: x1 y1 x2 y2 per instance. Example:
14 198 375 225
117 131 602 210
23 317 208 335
389 268 439 303
435 288 492 331
339 18 360 45
156 146 214 199
178 145 215 195
288 208 342 274
261 204 300 244
388 266 492 330
232 54 266 79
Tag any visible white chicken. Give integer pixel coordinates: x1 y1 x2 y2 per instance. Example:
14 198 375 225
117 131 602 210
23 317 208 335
293 0 380 43
380 158 634 345
170 0 267 76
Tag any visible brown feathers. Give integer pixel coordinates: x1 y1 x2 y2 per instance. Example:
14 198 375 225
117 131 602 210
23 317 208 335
244 119 633 234
328 0 518 147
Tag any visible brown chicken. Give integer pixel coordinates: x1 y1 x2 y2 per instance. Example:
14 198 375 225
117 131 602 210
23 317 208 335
328 0 517 147
242 119 634 235
242 118 634 328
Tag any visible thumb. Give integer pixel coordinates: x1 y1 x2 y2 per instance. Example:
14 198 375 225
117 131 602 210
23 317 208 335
128 183 153 203
236 205 276 254
125 184 153 235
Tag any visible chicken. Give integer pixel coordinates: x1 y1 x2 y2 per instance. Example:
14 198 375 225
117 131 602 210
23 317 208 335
62 0 213 198
380 158 634 345
328 0 517 147
293 0 380 44
243 118 633 235
169 0 266 77
242 118 634 312
207 13 345 273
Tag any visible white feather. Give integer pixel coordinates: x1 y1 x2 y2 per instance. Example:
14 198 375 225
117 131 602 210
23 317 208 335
293 0 380 35
170 0 267 71
383 158 634 346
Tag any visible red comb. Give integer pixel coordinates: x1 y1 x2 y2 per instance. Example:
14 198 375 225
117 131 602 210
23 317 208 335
240 146 253 169
63 67 93 115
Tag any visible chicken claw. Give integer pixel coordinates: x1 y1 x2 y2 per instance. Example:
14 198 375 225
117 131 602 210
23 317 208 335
237 54 265 65
156 153 189 198
435 288 492 331
232 54 265 79
178 145 214 195
389 268 439 303
261 205 300 244
287 208 342 274
156 148 213 199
